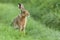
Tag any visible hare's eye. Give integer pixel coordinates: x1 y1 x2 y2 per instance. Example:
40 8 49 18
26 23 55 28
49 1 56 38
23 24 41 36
23 11 25 13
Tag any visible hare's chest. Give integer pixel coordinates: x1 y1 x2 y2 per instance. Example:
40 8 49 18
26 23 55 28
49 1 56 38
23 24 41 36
20 17 27 26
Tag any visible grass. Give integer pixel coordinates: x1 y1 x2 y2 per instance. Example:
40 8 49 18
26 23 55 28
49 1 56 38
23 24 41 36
0 3 60 40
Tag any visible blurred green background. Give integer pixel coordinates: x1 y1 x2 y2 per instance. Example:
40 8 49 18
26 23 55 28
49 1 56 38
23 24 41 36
0 0 60 40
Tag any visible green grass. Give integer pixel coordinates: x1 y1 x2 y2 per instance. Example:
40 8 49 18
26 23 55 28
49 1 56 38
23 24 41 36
0 3 60 40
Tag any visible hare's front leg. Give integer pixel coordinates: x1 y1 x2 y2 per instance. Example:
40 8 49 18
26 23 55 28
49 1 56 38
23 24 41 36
19 25 26 36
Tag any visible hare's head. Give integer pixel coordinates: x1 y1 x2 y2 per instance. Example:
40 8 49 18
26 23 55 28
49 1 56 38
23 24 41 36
18 3 25 10
18 3 30 17
21 10 30 17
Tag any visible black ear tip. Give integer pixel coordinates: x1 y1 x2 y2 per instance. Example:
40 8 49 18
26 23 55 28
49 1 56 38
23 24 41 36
18 3 21 5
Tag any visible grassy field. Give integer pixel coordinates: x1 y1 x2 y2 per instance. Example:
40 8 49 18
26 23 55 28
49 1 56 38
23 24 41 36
0 3 60 40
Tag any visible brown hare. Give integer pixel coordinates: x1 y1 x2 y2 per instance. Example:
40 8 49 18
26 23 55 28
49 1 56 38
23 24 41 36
12 3 30 33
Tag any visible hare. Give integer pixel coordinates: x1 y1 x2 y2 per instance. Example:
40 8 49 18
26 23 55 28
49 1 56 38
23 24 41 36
12 3 30 33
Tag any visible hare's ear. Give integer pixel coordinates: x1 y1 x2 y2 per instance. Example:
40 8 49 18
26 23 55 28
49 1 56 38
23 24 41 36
21 4 24 8
20 4 24 8
18 3 21 6
18 3 21 8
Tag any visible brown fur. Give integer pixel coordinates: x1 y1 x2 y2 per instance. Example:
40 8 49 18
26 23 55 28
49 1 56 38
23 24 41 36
12 3 30 32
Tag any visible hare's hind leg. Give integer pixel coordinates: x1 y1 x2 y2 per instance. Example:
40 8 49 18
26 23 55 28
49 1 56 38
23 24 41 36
13 22 19 29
